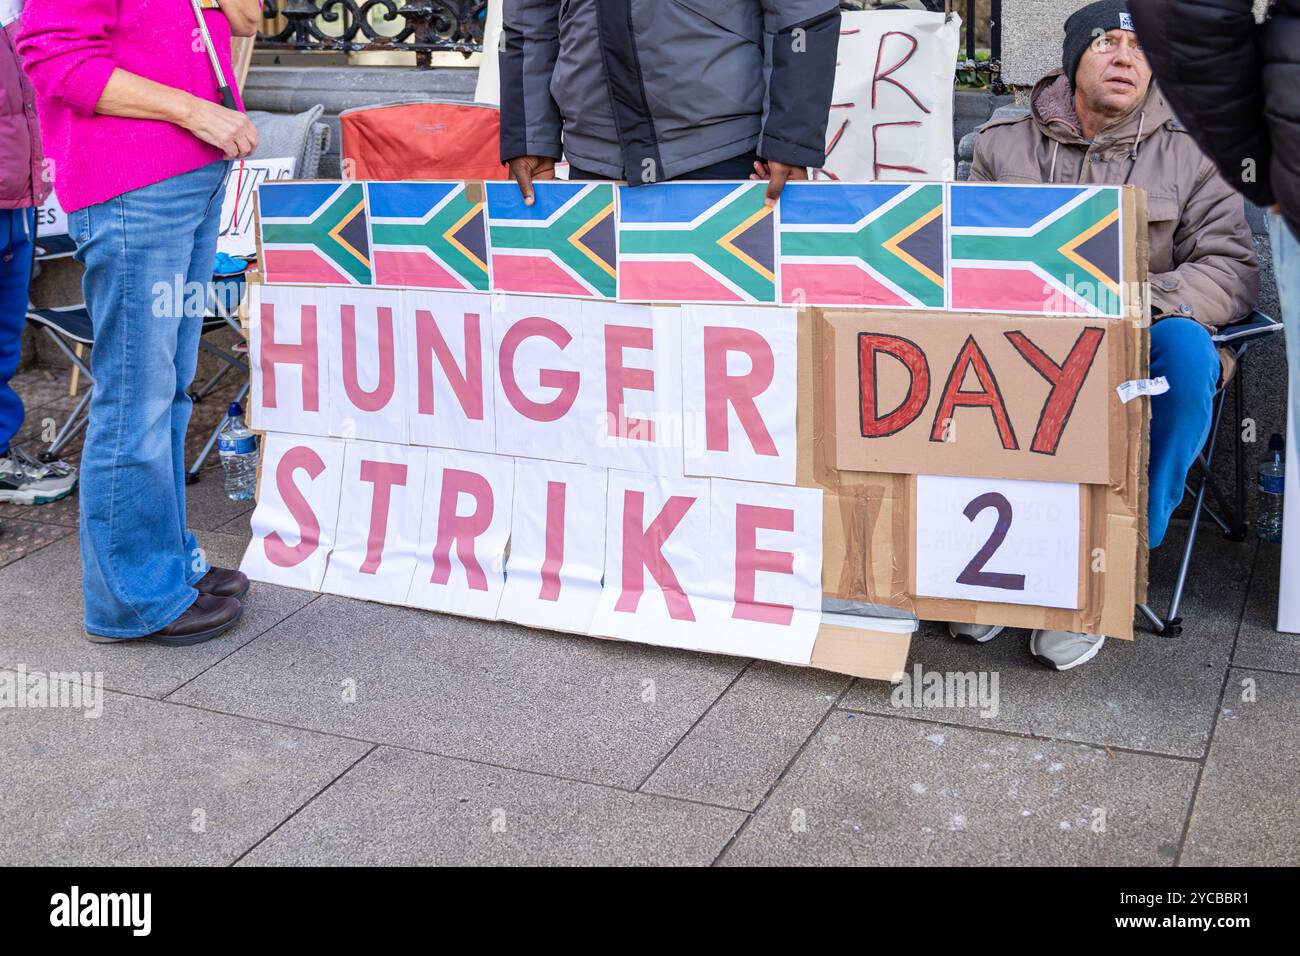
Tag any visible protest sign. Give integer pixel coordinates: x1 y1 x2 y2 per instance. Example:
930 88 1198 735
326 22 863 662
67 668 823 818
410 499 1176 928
817 10 961 182
244 180 1151 681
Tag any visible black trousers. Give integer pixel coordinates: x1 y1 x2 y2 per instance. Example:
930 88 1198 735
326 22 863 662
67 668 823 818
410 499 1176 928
567 151 760 183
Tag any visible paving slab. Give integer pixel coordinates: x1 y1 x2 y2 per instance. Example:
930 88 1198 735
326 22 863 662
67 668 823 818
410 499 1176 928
171 594 748 788
1182 668 1300 866
0 686 369 865
0 530 315 698
0 516 74 568
239 745 744 866
641 661 850 810
721 711 1197 866
1233 543 1300 674
840 520 1252 757
185 473 256 532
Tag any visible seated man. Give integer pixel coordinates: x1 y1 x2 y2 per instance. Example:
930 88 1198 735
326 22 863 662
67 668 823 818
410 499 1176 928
954 0 1259 669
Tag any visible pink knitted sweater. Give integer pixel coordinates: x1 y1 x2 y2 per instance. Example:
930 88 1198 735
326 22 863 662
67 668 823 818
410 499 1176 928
16 0 242 211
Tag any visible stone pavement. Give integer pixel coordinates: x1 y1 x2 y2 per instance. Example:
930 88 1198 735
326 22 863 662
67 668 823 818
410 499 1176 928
1 365 1297 866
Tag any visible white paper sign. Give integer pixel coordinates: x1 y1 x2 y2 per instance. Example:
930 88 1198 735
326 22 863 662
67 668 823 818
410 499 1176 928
914 474 1081 609
217 157 296 258
407 448 514 619
491 295 594 464
817 10 960 182
499 458 608 634
584 301 684 476
249 284 332 436
406 290 497 453
589 471 713 649
320 440 427 604
241 433 346 590
327 286 410 444
681 304 798 485
699 479 824 664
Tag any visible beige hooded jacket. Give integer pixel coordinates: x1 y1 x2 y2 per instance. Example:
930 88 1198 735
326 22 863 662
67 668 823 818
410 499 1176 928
971 72 1258 329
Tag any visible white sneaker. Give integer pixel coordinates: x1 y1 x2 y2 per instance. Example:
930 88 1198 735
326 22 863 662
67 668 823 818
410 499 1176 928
947 622 1005 643
0 447 78 505
1029 629 1105 671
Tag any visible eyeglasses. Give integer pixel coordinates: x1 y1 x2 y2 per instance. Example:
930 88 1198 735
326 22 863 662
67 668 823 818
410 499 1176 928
1090 34 1147 60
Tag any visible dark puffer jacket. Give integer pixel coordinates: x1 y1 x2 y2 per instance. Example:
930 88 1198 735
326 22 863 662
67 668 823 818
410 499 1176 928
1129 0 1299 235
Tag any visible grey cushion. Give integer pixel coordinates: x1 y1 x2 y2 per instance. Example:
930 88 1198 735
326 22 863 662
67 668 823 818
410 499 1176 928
248 106 332 179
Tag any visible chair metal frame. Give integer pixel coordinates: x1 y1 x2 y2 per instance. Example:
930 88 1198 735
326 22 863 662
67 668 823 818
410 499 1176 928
1138 311 1283 637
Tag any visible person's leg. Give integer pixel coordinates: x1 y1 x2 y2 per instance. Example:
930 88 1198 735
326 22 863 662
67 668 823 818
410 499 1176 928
1268 213 1299 433
73 162 229 638
1147 316 1221 548
0 208 33 454
172 161 231 586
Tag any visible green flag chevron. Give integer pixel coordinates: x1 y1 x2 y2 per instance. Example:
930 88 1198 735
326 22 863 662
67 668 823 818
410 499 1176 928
488 184 618 298
781 184 945 308
259 181 373 286
618 182 776 302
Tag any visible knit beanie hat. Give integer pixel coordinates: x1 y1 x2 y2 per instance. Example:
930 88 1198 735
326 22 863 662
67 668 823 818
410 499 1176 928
1062 0 1135 89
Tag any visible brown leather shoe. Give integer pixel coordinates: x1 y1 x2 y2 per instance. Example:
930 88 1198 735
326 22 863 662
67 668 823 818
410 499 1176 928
86 593 243 646
196 566 250 600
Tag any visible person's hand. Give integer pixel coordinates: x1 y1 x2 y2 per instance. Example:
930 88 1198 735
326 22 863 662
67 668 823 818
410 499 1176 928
751 159 808 206
182 97 259 159
507 156 557 206
217 0 263 38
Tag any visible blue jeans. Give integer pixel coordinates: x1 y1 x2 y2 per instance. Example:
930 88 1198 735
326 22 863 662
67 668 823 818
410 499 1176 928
1268 213 1299 436
1148 316 1221 549
0 208 34 455
70 161 230 637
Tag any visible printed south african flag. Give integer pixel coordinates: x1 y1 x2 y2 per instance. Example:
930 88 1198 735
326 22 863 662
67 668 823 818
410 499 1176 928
948 183 1123 317
258 181 372 286
485 181 617 298
779 182 945 308
617 182 776 304
367 182 489 292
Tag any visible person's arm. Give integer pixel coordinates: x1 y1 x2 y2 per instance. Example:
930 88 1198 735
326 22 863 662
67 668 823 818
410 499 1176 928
500 0 562 205
97 69 257 157
756 0 841 204
217 0 263 38
1151 159 1259 327
18 0 256 157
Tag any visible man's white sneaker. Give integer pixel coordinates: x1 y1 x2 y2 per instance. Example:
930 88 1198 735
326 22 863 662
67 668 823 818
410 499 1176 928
1029 629 1106 671
947 622 1006 643
0 447 78 505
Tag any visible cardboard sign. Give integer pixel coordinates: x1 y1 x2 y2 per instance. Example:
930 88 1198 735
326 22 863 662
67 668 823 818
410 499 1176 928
681 304 799 485
243 433 346 590
320 439 427 603
246 181 1153 681
826 311 1113 484
327 287 410 444
248 284 332 437
407 449 514 619
913 475 1082 610
497 458 608 634
218 157 296 259
817 10 961 182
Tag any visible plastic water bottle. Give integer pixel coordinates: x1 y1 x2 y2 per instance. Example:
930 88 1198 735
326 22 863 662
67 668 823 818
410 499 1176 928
1257 432 1285 543
218 402 259 501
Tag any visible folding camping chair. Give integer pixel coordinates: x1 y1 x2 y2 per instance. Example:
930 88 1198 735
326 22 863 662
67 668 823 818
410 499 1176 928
1137 309 1285 637
339 100 509 180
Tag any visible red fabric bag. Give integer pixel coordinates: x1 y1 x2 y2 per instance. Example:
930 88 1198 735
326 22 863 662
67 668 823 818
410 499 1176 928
339 101 508 181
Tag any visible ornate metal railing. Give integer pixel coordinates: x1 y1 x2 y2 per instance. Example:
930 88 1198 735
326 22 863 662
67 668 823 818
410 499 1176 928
256 0 487 68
